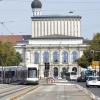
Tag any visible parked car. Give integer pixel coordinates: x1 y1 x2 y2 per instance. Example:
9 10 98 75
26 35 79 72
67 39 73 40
86 76 100 87
77 76 87 82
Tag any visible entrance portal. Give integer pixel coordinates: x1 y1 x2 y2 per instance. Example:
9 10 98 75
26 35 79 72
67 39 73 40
53 67 58 78
61 67 67 79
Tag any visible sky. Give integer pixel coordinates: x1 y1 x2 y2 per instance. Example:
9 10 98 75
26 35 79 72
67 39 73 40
0 0 100 39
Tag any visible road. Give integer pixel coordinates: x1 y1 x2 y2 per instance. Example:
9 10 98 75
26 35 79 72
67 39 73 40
18 80 91 100
0 79 99 100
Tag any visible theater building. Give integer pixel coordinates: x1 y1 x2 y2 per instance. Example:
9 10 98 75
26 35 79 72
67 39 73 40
14 0 88 78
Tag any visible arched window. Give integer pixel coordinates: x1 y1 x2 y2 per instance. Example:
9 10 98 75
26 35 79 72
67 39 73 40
43 51 49 63
34 52 39 64
53 51 59 63
72 51 78 63
62 51 68 64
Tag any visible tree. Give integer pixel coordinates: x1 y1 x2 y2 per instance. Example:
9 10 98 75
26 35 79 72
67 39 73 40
0 42 22 66
77 33 100 68
89 33 100 61
77 55 90 68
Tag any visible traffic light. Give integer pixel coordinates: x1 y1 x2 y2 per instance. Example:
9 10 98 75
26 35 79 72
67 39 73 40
45 62 50 70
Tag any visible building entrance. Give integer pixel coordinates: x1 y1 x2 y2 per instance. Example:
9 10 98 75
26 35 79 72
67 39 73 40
53 67 58 78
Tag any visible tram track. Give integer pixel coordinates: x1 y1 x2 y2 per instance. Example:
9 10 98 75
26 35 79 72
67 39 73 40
0 84 12 89
0 85 32 99
0 84 20 91
0 85 26 94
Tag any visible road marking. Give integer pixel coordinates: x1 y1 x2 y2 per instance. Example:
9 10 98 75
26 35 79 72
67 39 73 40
61 95 70 98
55 83 75 86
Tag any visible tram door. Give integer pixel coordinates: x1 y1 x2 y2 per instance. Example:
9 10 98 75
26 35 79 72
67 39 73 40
53 67 58 78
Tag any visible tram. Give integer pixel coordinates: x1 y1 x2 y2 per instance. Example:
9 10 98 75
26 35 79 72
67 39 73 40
0 64 39 84
24 64 39 84
0 66 17 83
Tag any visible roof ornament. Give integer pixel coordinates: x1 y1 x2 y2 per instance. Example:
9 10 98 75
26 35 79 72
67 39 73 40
31 0 42 9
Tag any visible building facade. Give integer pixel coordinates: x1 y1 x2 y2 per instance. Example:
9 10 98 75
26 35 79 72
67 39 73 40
16 0 88 78
31 16 81 38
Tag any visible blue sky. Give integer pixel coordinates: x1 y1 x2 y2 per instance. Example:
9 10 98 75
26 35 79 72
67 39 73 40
0 0 100 39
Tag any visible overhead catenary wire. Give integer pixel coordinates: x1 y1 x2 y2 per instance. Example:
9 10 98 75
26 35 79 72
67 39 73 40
0 21 14 35
0 0 99 36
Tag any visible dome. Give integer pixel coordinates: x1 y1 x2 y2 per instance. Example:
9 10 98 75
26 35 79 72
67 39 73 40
31 0 42 9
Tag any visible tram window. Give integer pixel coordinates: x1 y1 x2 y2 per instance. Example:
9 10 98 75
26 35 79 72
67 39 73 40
28 68 37 78
11 71 15 76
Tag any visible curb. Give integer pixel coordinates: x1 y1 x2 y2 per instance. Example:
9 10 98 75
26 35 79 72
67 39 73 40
10 86 38 100
76 84 96 100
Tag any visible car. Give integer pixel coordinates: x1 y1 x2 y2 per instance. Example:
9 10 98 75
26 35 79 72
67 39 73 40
86 76 100 87
77 76 87 82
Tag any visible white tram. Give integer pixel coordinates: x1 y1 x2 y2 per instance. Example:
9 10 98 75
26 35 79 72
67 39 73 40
25 64 39 84
0 66 17 83
0 64 39 85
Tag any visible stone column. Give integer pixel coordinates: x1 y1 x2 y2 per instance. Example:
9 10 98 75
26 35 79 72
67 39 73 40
25 50 31 64
68 48 71 72
59 49 62 78
30 50 33 64
39 49 44 78
50 49 54 77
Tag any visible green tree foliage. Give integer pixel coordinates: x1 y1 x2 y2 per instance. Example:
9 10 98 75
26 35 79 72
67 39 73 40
77 33 100 68
0 42 22 66
89 33 100 61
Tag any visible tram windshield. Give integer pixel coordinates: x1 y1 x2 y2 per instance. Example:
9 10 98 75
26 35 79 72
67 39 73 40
28 68 37 78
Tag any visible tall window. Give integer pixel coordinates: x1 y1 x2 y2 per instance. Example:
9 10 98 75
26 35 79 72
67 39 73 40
72 51 78 63
53 51 59 63
43 51 49 63
62 51 68 64
34 52 39 64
